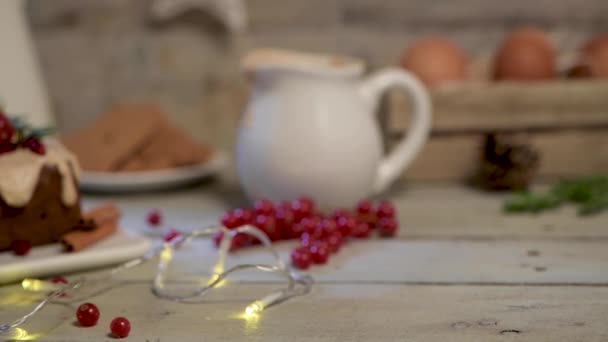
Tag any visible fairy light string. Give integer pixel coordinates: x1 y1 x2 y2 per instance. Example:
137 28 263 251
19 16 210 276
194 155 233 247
0 225 313 335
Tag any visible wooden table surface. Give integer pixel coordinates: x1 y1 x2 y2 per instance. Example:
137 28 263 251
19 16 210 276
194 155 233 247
2 183 607 341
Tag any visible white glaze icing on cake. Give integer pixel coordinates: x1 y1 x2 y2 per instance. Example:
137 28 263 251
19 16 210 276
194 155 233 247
0 140 80 207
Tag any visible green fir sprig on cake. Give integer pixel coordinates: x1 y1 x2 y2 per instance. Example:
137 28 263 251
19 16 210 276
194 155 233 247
0 109 55 155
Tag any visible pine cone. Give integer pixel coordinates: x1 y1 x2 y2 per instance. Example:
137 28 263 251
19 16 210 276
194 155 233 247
472 133 540 191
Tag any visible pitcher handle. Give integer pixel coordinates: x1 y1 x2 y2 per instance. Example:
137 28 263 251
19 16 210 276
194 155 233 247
359 68 432 194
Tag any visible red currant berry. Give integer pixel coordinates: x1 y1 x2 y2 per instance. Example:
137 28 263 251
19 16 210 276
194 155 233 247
336 216 356 237
290 221 307 239
326 232 343 253
146 209 162 227
291 247 312 269
162 229 182 242
291 197 315 221
233 208 253 226
275 206 295 239
0 113 15 154
330 208 350 220
212 231 224 248
352 222 371 238
220 211 240 229
51 276 68 284
355 199 373 215
309 240 330 264
110 317 131 338
316 218 338 238
254 199 275 215
76 303 100 327
378 217 399 237
21 137 45 155
376 200 396 218
254 214 279 241
231 233 253 251
11 240 32 256
298 216 321 234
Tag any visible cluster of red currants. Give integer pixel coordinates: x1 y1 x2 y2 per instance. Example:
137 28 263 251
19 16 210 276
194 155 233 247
215 197 398 270
0 112 46 155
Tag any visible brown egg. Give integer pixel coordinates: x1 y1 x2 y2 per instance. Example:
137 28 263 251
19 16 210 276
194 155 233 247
493 28 556 81
581 34 608 78
400 37 468 88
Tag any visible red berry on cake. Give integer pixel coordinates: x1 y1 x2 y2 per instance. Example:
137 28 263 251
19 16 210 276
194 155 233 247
0 113 16 154
11 240 32 256
76 302 100 327
21 137 46 155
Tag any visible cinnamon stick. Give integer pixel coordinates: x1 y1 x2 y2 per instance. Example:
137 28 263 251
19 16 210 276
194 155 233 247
62 221 118 252
84 203 121 227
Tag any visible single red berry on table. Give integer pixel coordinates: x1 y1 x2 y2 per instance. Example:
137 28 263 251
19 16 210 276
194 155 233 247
110 317 131 338
21 137 45 155
254 214 279 241
336 216 356 237
351 221 371 238
291 196 314 221
220 211 240 229
376 200 396 218
212 231 224 248
51 276 68 284
325 232 343 253
254 198 275 215
11 240 32 256
162 229 182 242
378 217 399 237
76 303 100 327
291 246 312 269
146 209 162 227
309 240 330 264
355 199 374 215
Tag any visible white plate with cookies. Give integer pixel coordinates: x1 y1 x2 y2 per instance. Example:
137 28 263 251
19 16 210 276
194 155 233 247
62 104 228 193
80 151 227 193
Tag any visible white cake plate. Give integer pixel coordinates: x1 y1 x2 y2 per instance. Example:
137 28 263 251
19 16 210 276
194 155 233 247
0 228 151 285
80 151 227 193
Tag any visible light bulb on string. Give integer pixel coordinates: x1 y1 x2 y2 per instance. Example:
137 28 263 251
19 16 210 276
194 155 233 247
0 224 313 335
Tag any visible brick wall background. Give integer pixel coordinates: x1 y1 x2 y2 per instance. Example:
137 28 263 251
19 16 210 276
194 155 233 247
26 0 608 149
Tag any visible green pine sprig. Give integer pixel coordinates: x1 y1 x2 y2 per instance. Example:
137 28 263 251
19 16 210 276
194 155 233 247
8 116 55 143
504 175 608 216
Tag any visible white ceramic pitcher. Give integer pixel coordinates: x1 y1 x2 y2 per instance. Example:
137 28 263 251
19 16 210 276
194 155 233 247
236 49 432 209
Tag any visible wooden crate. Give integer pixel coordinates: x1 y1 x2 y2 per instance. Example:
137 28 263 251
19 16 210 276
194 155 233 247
387 81 608 182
